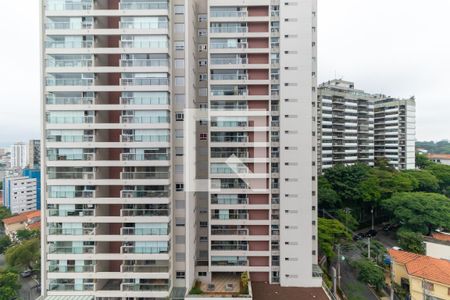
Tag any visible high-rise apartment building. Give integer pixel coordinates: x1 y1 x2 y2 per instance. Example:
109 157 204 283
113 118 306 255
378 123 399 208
318 80 416 172
3 176 38 214
28 139 42 168
40 0 320 299
374 97 416 170
317 80 374 172
10 142 28 169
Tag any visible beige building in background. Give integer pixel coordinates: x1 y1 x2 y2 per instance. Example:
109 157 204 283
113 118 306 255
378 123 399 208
40 0 321 299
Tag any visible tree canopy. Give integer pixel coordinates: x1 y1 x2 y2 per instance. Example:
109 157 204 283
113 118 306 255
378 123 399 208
397 229 425 254
382 192 450 234
5 237 40 271
352 259 385 291
318 218 351 260
0 270 20 300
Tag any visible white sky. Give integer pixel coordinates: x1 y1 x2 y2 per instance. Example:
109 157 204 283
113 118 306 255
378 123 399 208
0 0 448 146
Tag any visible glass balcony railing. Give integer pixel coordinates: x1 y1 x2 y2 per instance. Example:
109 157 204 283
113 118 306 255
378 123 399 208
46 135 94 143
211 121 248 127
121 78 169 86
121 135 169 142
122 283 170 291
49 283 94 291
210 151 248 158
211 213 248 220
121 172 169 180
48 246 95 254
121 208 169 217
211 244 248 251
121 190 169 198
121 227 169 235
211 136 248 143
46 96 94 105
121 264 169 273
210 27 247 33
121 246 169 254
48 172 95 180
46 1 93 11
49 265 95 273
120 40 168 49
47 116 94 124
49 191 95 198
210 58 247 65
211 89 248 96
48 209 95 217
211 74 247 81
47 59 93 68
211 260 248 266
46 22 93 30
120 21 168 29
211 228 248 235
46 41 93 48
121 115 169 123
48 228 96 235
120 59 169 67
119 1 169 10
120 96 169 105
48 153 95 161
121 153 169 161
46 78 94 86
210 11 247 18
211 197 248 205
210 42 247 49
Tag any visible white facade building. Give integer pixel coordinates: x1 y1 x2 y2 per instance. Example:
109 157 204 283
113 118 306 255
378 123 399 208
2 176 38 214
10 142 28 169
40 0 320 298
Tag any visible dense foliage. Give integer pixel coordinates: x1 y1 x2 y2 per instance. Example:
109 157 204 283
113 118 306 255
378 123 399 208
416 140 450 154
318 218 351 260
351 259 385 291
0 270 20 300
5 237 40 271
396 229 425 254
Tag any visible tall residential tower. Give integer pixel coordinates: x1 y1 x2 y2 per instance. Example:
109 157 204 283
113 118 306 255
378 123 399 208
40 0 320 299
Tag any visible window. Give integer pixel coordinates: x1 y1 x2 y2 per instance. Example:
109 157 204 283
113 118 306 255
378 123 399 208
422 281 434 291
198 44 207 52
199 74 207 81
200 221 208 228
175 59 185 69
175 147 184 156
175 77 185 86
175 165 184 174
198 14 207 22
174 5 185 15
175 129 184 138
176 235 185 244
176 112 184 121
198 29 207 37
199 88 208 96
176 271 185 279
174 41 185 50
176 217 185 227
176 183 184 191
198 59 207 67
175 94 185 107
174 23 185 33
198 272 207 277
176 252 185 262
175 200 185 209
200 133 208 140
199 236 208 242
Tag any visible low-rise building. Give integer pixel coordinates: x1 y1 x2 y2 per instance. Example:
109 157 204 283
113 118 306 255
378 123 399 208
424 232 450 260
389 249 450 300
2 210 41 240
427 154 450 166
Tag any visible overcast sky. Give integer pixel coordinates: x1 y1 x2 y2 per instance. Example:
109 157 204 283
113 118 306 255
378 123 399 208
0 0 448 146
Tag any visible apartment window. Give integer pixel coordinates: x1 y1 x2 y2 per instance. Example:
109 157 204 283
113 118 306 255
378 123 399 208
176 183 184 192
200 221 208 228
175 77 185 86
199 88 208 96
176 272 185 279
199 74 207 81
176 235 185 244
174 23 185 33
176 217 185 227
175 165 184 174
198 44 207 52
176 112 184 121
198 14 207 22
198 272 207 277
174 5 185 15
175 147 184 156
199 236 208 242
199 133 208 140
175 129 184 138
175 59 185 69
174 41 185 50
198 59 207 67
176 252 186 262
175 94 185 107
198 29 207 37
175 200 185 209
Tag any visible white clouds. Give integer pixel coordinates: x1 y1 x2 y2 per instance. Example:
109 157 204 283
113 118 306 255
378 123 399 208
318 0 450 141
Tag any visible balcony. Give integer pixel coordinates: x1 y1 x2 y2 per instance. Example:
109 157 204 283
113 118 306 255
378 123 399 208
121 282 170 292
49 190 95 198
121 208 169 217
211 74 248 81
48 153 95 161
121 227 169 236
210 150 248 158
211 196 248 205
47 96 94 105
120 171 169 180
48 208 95 217
119 1 169 10
210 42 247 49
46 1 93 11
49 282 94 291
211 243 248 251
210 58 247 65
46 22 93 30
45 40 94 49
121 115 169 124
211 89 248 96
48 227 96 235
121 190 169 198
121 245 169 254
211 228 249 235
210 27 248 33
47 135 94 143
48 246 95 254
211 121 248 128
121 77 169 86
210 11 247 18
46 78 94 86
119 21 168 29
211 136 248 143
120 58 169 67
47 58 93 68
211 213 248 220
120 40 168 49
120 134 169 142
49 265 95 273
121 264 170 273
120 96 169 105
121 153 169 161
48 171 95 180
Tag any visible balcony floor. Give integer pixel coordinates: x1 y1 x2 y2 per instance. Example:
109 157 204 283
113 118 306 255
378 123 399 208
200 273 241 294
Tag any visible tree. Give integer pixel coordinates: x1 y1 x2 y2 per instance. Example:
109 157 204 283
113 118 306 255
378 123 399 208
5 237 40 270
318 218 351 260
382 192 450 234
15 229 39 242
397 229 425 254
404 170 439 192
335 208 359 231
0 270 20 300
318 176 341 208
0 236 12 254
426 163 450 196
0 207 11 221
416 153 433 169
352 259 385 291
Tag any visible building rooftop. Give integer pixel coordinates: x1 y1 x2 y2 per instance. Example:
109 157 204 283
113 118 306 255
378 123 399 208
427 153 450 160
2 210 40 225
389 249 450 286
27 221 41 231
251 282 329 300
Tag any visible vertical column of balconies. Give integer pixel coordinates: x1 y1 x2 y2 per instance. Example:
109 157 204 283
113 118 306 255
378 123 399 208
43 0 172 297
207 1 272 283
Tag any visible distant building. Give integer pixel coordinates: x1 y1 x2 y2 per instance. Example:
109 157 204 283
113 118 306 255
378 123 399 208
22 168 41 210
2 176 37 214
318 79 416 172
28 139 41 168
10 142 28 169
424 232 450 260
2 210 40 240
389 249 450 300
374 97 416 170
427 154 450 166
